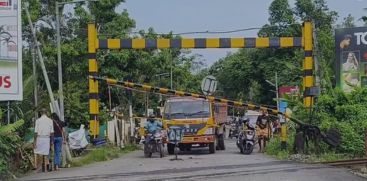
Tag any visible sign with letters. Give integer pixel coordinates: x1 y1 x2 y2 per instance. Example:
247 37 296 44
0 0 22 101
335 27 367 93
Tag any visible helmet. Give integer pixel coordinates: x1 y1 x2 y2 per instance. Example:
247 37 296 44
148 113 155 118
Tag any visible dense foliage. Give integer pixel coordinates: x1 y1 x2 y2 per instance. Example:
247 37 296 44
0 111 25 179
209 0 367 158
0 0 205 127
1 0 206 177
316 88 367 156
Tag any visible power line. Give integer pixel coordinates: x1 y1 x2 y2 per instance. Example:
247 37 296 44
97 27 262 37
165 27 263 35
97 23 301 37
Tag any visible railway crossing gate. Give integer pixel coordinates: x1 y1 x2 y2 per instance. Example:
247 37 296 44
88 22 315 139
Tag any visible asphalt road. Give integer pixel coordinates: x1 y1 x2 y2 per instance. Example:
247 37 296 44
20 140 366 181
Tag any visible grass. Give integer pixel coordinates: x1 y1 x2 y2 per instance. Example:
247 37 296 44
265 135 291 160
265 134 356 162
71 144 139 167
306 153 353 162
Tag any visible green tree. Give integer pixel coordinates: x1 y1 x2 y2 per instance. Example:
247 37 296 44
16 0 205 127
341 14 355 28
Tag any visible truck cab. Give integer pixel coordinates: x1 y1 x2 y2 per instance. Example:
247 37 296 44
163 97 226 154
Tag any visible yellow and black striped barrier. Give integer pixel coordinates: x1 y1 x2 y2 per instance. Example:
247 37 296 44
96 37 303 49
90 75 303 123
87 22 315 145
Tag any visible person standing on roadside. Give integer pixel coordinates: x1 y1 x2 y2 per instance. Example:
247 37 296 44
256 109 271 153
51 113 65 171
34 108 54 172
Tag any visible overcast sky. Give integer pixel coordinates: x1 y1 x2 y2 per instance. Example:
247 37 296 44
115 0 366 67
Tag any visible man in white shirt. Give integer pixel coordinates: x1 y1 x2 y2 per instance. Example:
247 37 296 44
34 108 54 172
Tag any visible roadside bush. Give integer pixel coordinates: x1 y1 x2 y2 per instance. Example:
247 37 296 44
267 87 367 159
0 119 25 179
316 88 367 157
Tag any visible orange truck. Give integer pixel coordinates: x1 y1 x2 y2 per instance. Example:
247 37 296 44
162 97 227 154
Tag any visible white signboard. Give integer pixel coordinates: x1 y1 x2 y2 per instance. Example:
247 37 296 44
0 0 22 101
201 75 217 96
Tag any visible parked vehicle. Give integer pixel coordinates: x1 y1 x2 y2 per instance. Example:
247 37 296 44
162 97 227 154
229 117 240 139
236 118 257 154
144 131 164 158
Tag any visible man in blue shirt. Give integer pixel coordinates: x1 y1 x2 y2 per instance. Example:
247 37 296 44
145 113 162 134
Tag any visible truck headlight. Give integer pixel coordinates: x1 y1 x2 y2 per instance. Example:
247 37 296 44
205 128 213 135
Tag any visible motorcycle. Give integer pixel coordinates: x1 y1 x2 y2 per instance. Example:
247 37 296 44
229 117 242 139
229 122 238 139
236 119 257 154
144 130 165 158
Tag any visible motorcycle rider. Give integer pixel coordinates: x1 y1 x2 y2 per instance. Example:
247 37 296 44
142 113 165 158
143 113 163 143
145 113 162 133
241 117 254 131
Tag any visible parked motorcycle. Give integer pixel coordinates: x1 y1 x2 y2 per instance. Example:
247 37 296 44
229 122 238 139
229 117 242 139
236 119 257 154
144 131 165 158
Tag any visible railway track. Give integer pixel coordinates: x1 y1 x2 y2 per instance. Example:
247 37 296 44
321 158 367 167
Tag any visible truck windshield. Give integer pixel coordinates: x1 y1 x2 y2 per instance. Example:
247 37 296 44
164 100 210 119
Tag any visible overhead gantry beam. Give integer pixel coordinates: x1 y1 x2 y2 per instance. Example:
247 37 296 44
96 37 303 49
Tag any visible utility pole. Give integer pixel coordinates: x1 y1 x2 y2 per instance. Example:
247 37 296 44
32 43 38 118
25 3 58 114
154 72 170 102
313 23 320 88
108 85 112 111
265 73 279 110
167 52 173 89
55 1 64 121
170 61 173 90
7 101 10 124
146 93 149 116
275 72 279 111
129 94 133 138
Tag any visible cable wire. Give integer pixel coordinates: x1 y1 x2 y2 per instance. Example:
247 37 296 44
97 23 301 38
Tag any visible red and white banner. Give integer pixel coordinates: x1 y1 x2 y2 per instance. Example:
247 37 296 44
0 0 22 101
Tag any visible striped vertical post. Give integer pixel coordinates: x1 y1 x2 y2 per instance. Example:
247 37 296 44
302 22 314 107
280 121 287 150
88 23 99 137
